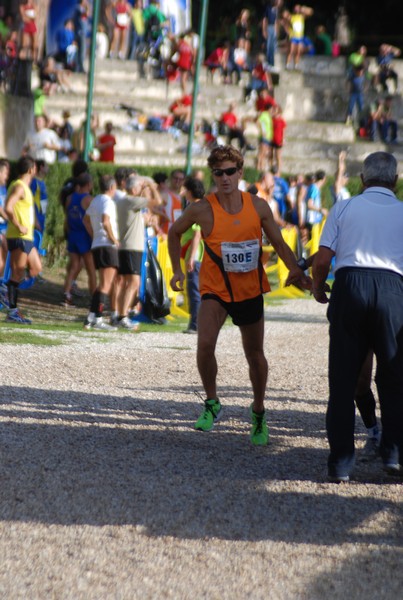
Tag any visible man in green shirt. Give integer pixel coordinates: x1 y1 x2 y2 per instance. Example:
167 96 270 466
143 0 167 43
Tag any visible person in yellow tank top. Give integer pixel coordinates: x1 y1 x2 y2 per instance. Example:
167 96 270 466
285 4 313 70
168 145 310 445
5 155 42 324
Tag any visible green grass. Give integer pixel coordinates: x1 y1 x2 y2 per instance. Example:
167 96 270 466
0 329 63 345
0 313 191 344
0 259 307 345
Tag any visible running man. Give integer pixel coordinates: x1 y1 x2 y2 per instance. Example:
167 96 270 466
168 145 310 445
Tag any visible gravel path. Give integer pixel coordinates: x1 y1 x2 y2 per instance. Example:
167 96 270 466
0 298 402 599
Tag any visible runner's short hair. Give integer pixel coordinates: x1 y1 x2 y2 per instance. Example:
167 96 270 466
207 145 244 171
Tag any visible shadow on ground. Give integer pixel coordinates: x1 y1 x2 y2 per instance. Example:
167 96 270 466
0 385 401 547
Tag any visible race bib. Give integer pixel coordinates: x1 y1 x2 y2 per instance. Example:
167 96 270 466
293 21 303 34
221 239 260 273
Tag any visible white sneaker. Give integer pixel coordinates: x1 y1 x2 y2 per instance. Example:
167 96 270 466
83 314 96 329
118 316 140 330
93 317 117 331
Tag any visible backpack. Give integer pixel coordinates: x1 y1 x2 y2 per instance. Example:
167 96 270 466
142 240 171 322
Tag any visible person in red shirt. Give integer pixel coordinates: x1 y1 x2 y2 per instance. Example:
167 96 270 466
255 88 277 113
219 102 254 154
204 44 225 81
244 53 273 101
19 0 38 60
175 33 194 94
97 121 117 163
169 94 192 130
270 104 286 174
108 0 132 59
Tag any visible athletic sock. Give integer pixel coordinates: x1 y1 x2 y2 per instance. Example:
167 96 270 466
7 280 19 309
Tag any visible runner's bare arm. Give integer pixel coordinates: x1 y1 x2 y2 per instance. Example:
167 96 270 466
168 203 202 291
254 195 311 289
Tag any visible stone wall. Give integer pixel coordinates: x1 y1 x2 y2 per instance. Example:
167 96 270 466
0 93 33 159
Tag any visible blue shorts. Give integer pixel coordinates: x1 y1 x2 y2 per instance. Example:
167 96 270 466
290 37 303 45
7 238 35 254
67 233 92 255
259 137 272 146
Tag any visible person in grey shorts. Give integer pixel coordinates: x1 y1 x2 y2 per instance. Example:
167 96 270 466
114 174 158 329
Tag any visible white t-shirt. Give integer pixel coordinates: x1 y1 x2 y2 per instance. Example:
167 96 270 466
86 193 118 249
114 189 126 201
335 186 351 202
24 128 61 164
320 187 403 275
96 31 109 59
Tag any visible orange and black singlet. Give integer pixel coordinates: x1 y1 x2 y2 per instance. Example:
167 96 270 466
199 192 270 302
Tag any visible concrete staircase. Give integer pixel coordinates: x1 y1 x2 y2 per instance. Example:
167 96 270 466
40 54 403 177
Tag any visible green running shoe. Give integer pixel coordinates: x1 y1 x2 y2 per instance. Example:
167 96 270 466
194 398 222 431
250 405 269 446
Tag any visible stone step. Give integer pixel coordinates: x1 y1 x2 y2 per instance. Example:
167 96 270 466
105 125 357 153
35 55 403 178
111 129 401 162
43 74 403 129
113 142 403 177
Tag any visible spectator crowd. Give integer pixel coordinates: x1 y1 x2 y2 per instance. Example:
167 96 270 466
0 2 401 328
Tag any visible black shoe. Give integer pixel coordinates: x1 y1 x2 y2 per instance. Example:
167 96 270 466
383 463 402 476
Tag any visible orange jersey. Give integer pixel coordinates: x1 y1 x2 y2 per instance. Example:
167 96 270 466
200 192 270 302
160 191 182 235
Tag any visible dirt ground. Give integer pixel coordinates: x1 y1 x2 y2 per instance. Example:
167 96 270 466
0 295 402 599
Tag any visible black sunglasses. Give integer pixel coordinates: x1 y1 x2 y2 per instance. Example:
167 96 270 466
212 167 238 177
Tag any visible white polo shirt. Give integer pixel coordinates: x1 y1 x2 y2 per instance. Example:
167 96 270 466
320 186 403 276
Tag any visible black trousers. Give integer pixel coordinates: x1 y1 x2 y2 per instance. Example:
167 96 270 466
327 267 403 477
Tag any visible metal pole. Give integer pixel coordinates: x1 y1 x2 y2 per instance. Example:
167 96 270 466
185 0 209 175
83 0 101 161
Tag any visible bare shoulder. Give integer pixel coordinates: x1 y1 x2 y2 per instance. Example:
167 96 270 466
178 196 209 221
7 182 24 201
251 194 271 217
193 196 211 215
81 194 93 209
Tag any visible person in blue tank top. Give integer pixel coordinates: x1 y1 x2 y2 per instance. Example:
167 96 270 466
0 158 10 286
62 172 96 307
